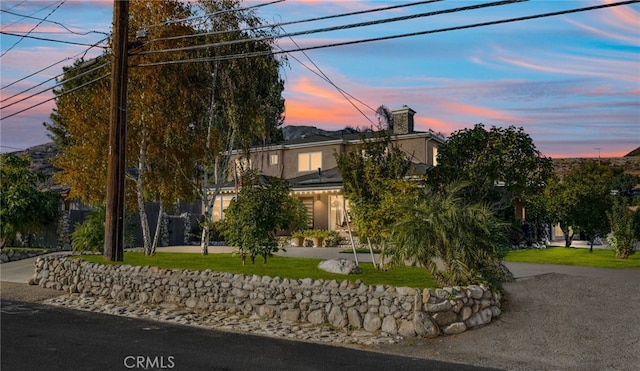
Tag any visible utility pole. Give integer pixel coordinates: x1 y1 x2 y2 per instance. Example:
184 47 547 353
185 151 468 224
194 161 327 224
104 0 129 261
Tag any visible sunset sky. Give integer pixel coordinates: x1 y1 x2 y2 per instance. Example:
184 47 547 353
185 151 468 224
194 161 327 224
1 0 638 158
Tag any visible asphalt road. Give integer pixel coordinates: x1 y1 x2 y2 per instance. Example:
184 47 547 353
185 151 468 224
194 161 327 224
0 299 500 371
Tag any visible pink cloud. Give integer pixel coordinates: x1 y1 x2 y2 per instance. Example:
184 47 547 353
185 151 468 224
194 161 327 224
604 0 640 29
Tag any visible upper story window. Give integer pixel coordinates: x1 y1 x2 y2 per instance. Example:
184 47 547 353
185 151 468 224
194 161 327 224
270 154 279 166
298 152 322 172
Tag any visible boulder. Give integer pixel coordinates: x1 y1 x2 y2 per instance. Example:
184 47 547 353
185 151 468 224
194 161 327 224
317 259 362 275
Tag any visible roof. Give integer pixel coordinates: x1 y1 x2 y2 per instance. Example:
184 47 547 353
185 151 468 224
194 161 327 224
287 167 343 191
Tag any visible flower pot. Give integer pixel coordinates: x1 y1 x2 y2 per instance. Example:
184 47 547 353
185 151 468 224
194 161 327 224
312 237 324 247
292 236 305 247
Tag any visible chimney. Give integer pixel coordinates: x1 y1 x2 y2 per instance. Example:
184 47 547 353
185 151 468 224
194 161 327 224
392 105 415 135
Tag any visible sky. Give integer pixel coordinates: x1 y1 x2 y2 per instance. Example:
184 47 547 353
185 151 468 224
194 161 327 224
1 0 638 158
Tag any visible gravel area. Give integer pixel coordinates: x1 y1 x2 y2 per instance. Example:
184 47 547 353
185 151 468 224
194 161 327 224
371 272 640 371
2 264 639 370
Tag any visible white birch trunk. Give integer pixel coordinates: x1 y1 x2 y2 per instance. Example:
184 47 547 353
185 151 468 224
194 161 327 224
136 131 153 255
150 202 164 256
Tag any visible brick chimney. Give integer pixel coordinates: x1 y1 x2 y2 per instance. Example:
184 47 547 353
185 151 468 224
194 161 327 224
392 105 415 135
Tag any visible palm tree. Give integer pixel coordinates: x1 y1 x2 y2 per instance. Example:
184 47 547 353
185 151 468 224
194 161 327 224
390 182 513 288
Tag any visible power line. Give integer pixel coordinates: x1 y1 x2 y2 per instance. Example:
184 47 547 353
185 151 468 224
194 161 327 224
0 8 109 36
1 60 112 110
0 38 108 91
0 1 59 29
133 0 517 57
1 0 67 57
0 72 111 121
282 35 376 126
2 1 28 13
133 0 637 68
5 0 636 120
142 0 285 30
143 0 442 46
0 30 109 48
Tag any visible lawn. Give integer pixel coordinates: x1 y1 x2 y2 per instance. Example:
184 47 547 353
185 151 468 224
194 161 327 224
504 247 640 268
78 252 437 289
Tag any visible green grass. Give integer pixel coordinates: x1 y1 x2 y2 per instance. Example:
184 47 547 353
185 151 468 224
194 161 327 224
505 247 640 268
78 252 436 289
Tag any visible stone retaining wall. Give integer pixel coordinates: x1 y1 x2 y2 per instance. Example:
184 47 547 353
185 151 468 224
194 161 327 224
0 249 51 264
31 255 502 338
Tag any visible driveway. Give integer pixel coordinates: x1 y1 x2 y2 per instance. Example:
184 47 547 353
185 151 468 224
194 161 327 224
2 247 639 370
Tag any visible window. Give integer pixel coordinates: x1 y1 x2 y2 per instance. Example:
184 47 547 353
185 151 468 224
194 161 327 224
298 152 322 172
212 195 234 222
270 154 279 166
432 146 438 166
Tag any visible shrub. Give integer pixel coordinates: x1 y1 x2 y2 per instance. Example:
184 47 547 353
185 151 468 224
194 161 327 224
71 207 106 253
607 199 638 259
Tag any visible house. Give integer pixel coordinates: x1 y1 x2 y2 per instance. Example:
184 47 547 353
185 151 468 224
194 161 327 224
210 106 446 232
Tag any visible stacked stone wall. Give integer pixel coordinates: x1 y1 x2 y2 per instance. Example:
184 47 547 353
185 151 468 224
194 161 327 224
32 256 501 338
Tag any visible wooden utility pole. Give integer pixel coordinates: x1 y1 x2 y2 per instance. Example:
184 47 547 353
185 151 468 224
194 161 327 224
104 0 129 261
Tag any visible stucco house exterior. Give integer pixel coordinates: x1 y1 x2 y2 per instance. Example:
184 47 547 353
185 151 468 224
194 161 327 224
210 106 446 232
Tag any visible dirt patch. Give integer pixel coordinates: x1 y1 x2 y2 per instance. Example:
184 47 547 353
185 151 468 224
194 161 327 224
370 272 640 371
0 282 63 302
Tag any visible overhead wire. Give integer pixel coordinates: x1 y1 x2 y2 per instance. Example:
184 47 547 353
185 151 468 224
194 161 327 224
0 30 109 48
1 72 111 121
132 0 519 57
133 0 637 68
0 36 108 91
0 8 110 36
141 0 286 30
1 0 67 57
142 0 442 46
2 1 28 13
0 0 59 29
281 34 376 126
1 60 112 110
4 0 637 119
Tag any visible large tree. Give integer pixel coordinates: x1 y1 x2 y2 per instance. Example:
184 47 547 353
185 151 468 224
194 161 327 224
0 154 61 249
186 0 286 254
545 161 614 250
45 0 285 256
428 124 553 213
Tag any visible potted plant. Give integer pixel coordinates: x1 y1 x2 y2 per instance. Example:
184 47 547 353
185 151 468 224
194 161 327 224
309 229 336 247
323 230 340 247
291 231 306 247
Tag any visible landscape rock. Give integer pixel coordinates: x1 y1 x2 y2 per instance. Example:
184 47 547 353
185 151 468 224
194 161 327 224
317 259 362 275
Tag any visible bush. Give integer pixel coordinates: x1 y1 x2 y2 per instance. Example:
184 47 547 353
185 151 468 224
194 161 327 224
71 207 105 253
607 200 638 259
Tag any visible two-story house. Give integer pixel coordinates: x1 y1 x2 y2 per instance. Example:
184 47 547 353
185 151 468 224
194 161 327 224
211 106 446 232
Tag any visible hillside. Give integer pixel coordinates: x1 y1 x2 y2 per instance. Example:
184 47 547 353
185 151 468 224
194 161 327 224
11 136 640 181
552 157 640 178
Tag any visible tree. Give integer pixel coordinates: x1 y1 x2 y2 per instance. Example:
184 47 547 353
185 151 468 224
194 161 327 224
188 0 286 255
546 161 614 250
44 0 285 258
335 114 411 268
219 170 295 264
0 154 61 249
390 182 513 288
428 124 553 213
607 198 638 259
